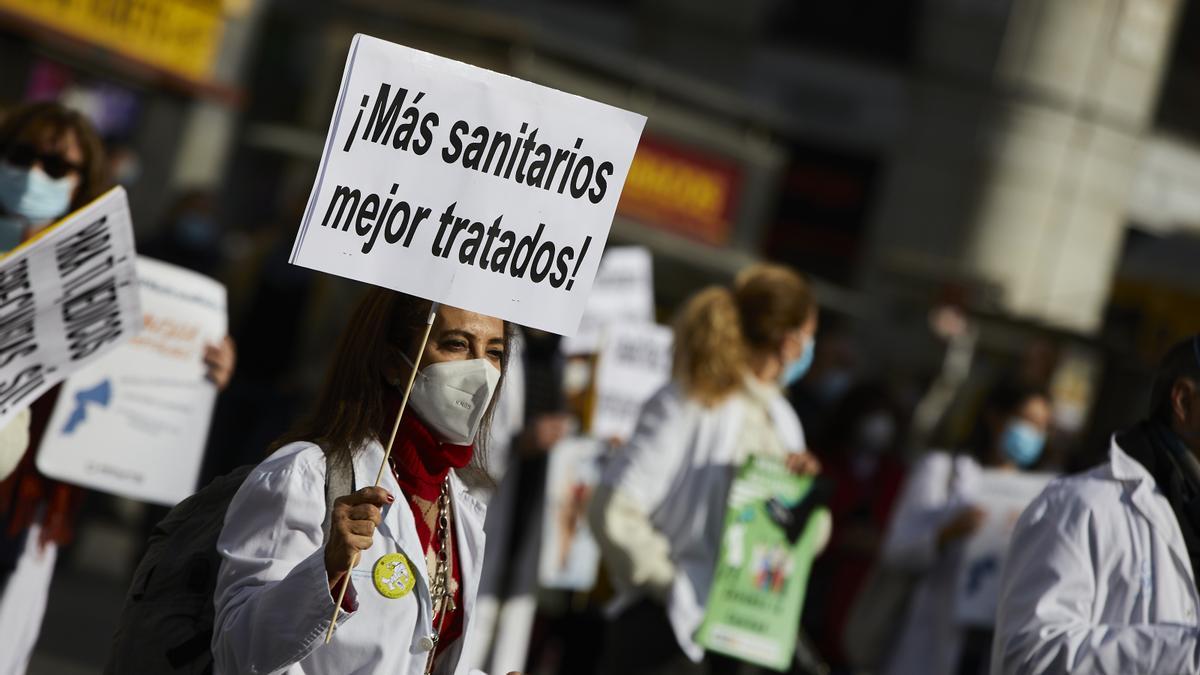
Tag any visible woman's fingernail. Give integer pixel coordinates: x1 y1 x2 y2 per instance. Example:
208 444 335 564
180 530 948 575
385 494 395 503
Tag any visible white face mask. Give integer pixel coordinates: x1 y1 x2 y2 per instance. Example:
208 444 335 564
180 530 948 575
407 358 501 445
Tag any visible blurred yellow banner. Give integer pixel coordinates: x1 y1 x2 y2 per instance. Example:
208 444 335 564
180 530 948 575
0 0 224 81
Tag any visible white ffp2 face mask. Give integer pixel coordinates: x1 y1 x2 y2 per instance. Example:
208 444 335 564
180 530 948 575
407 358 501 445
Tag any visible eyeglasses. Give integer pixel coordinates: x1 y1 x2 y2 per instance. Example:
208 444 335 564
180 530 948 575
4 143 84 179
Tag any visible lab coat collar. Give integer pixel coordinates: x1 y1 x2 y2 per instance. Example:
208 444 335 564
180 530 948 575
351 440 488 662
740 373 806 451
1110 435 1155 484
740 373 780 407
448 471 486 655
1111 434 1170 528
1109 434 1198 589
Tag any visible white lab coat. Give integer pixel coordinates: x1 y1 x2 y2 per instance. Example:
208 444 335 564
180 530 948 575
212 440 489 675
596 381 806 662
991 436 1200 675
880 451 983 675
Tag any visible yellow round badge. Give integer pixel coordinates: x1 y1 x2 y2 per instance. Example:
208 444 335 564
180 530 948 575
373 553 415 599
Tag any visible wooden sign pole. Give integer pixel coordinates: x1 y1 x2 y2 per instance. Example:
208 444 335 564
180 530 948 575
326 302 440 642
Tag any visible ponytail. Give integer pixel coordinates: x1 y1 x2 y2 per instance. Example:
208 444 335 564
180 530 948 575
673 286 748 406
672 263 816 406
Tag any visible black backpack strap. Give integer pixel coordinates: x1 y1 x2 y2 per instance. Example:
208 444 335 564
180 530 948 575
322 452 355 543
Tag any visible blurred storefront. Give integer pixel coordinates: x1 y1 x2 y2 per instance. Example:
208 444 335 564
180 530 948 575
0 0 263 233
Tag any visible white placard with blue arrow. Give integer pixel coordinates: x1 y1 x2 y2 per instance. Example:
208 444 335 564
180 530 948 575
36 257 227 505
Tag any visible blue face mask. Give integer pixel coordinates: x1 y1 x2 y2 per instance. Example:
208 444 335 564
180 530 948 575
0 162 75 226
779 337 815 388
176 213 219 248
1001 419 1045 468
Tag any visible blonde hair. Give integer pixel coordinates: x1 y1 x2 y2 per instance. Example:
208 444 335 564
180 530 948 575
673 264 815 406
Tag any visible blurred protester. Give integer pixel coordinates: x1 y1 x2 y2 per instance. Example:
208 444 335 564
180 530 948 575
992 335 1200 675
874 381 1051 675
0 101 105 249
590 263 822 675
142 189 225 278
802 382 907 672
0 101 231 674
212 292 509 674
788 323 856 433
908 305 978 452
0 100 108 674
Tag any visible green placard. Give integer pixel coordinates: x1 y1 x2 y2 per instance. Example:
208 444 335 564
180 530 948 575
695 456 826 671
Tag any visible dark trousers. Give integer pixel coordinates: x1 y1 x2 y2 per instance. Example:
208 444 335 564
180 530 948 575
600 598 752 675
957 628 993 675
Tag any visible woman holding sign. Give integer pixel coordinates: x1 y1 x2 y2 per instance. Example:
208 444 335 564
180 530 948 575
0 101 239 673
0 100 107 672
590 263 824 673
212 289 511 675
875 381 1051 675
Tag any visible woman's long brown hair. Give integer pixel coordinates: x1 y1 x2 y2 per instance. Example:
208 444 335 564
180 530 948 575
0 101 107 210
272 288 511 480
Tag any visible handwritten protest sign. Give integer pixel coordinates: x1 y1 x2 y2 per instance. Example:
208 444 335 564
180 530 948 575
289 34 646 334
561 246 655 354
0 187 140 430
697 457 827 671
955 469 1054 627
538 435 606 590
590 321 672 441
37 257 226 505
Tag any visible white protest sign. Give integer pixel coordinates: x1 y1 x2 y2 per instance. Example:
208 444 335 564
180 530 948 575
590 321 673 441
561 246 655 354
36 257 226 505
0 187 141 430
955 469 1054 627
289 34 646 335
539 435 607 590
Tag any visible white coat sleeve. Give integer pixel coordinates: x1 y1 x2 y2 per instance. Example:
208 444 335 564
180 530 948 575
211 452 354 674
880 453 958 572
0 408 30 482
589 385 692 597
991 483 1200 675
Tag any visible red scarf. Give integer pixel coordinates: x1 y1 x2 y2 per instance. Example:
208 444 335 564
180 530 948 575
384 395 471 658
387 406 473 499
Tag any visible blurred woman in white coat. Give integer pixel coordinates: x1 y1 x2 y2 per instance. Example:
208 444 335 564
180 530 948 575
589 263 823 675
879 381 1051 675
212 290 513 675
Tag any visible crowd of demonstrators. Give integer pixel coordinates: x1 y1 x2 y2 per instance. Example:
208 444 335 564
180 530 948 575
7 97 1200 675
589 264 824 675
993 335 1200 675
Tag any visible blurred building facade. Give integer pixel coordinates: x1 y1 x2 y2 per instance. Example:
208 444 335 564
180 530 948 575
3 0 1200 449
0 0 265 235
